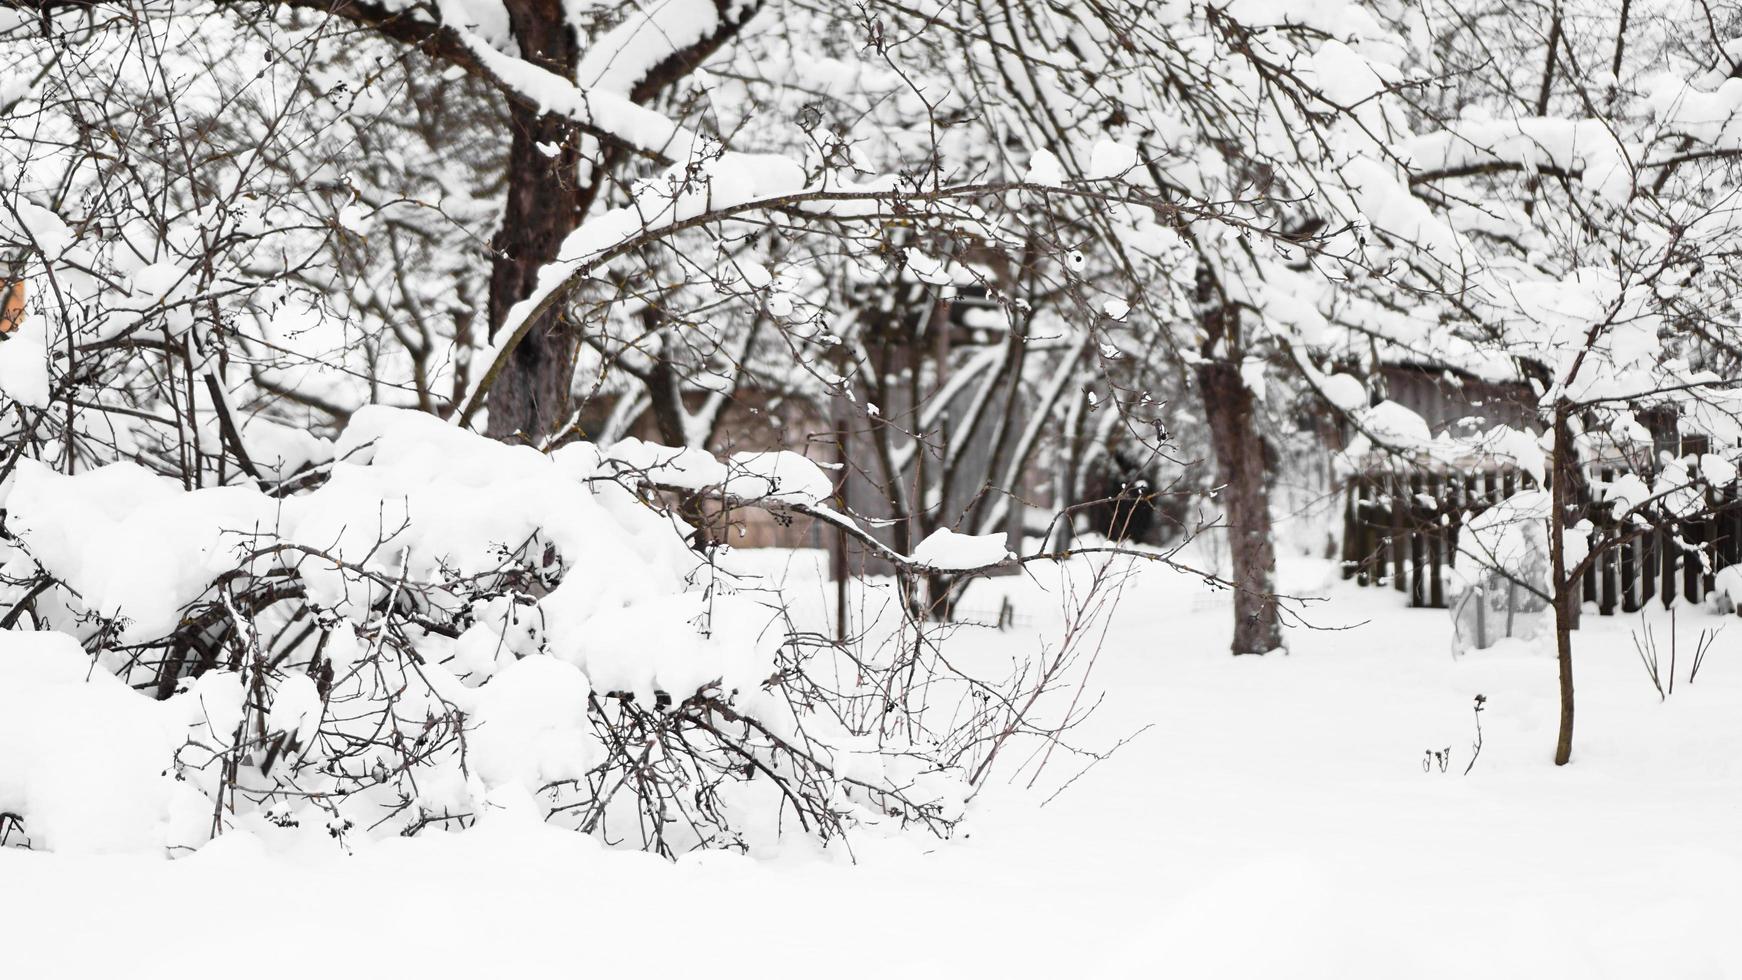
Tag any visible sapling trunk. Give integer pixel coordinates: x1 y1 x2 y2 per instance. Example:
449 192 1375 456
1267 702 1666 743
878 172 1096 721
1551 400 1575 766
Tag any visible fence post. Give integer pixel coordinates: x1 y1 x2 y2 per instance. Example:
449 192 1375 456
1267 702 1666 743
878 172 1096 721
1684 516 1703 605
1428 470 1445 608
1342 475 1360 581
1598 467 1618 615
1580 460 1597 607
1391 469 1407 594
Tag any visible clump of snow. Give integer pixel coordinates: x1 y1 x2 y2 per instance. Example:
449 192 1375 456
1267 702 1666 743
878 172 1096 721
467 655 601 789
1699 453 1738 487
724 450 834 505
602 440 833 505
5 461 274 642
11 202 72 259
561 591 781 703
234 413 334 481
908 528 1013 570
450 595 544 683
263 674 322 757
1405 117 1634 205
0 631 191 853
0 307 50 407
605 437 729 488
1025 147 1065 185
1717 566 1742 607
904 248 964 287
124 262 190 311
1240 358 1268 401
1088 140 1140 179
1600 471 1651 516
1355 399 1434 448
1466 425 1546 486
1319 373 1367 412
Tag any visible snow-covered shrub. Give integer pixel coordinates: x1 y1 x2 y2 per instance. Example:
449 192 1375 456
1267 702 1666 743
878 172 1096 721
1449 490 1552 653
0 408 1041 855
1715 566 1742 616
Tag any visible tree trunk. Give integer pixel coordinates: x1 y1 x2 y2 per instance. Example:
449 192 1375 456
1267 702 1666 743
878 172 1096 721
1551 400 1576 765
1197 358 1282 655
477 0 757 441
484 0 585 441
644 345 691 447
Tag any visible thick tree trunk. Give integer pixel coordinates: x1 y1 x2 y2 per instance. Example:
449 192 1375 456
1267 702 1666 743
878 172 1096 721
1197 358 1282 655
478 0 757 441
644 348 691 447
484 0 585 441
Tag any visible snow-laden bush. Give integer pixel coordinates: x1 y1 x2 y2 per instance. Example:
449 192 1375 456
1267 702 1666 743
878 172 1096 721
1449 490 1553 653
0 408 1025 855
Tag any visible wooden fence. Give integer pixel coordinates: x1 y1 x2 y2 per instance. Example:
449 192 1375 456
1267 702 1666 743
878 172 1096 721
1341 464 1742 614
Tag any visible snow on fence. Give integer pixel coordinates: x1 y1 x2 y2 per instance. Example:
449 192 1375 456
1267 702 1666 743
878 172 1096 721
1341 463 1742 615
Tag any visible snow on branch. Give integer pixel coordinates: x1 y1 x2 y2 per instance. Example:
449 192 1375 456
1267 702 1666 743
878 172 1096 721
1404 117 1635 203
450 26 707 161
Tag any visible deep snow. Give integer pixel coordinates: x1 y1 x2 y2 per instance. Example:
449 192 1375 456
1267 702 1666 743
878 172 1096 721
2 552 1738 979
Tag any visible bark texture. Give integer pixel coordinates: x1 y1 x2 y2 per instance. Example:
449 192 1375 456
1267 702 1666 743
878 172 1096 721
1193 256 1282 656
484 0 585 441
1197 357 1283 655
479 0 757 441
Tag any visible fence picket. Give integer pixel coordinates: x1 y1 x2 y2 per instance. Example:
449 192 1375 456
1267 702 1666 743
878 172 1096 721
1340 457 1740 622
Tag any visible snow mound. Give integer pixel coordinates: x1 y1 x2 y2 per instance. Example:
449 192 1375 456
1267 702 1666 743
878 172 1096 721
0 408 966 855
0 632 192 853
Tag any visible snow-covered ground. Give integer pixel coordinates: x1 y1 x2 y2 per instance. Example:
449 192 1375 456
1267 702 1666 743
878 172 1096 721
4 552 1738 979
